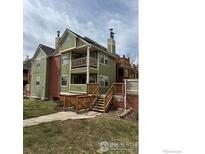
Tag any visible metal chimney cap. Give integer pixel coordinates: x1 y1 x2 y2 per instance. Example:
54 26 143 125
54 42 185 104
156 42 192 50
57 31 60 37
109 28 114 39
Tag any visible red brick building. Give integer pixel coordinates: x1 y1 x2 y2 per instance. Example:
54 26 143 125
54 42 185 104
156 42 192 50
116 55 138 82
48 55 61 99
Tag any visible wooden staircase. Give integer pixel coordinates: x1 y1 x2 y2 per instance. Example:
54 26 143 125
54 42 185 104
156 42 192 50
90 95 105 112
63 83 124 113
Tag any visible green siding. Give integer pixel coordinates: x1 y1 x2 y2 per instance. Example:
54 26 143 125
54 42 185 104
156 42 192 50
70 84 87 92
99 55 116 94
31 48 48 98
60 52 70 93
76 38 86 47
59 33 76 51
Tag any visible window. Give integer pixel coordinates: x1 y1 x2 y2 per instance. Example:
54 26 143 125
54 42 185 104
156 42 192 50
100 53 104 64
100 53 109 65
71 74 86 84
36 60 41 68
100 75 109 87
89 74 97 83
61 76 68 86
36 77 40 86
62 54 69 65
105 78 109 86
105 55 109 65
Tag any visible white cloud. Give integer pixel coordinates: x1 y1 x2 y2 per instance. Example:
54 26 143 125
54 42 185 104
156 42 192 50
23 0 138 64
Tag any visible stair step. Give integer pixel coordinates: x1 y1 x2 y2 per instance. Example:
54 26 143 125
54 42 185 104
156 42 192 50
95 103 104 107
96 101 104 104
91 108 104 112
92 106 104 109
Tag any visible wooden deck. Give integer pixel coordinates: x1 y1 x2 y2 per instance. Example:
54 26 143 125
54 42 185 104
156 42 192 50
62 83 125 113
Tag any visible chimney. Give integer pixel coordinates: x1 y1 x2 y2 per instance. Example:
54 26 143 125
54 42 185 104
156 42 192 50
55 31 60 48
107 28 116 54
26 55 29 60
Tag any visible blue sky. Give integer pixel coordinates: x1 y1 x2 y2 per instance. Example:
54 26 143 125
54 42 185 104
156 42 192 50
23 0 138 63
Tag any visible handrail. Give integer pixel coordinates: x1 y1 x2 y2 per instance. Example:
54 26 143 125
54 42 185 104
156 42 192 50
87 83 99 94
71 57 97 68
76 84 99 112
104 85 114 112
90 86 100 107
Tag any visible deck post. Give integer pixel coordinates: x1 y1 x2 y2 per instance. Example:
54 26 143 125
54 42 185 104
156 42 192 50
86 45 90 84
63 96 66 111
123 80 127 109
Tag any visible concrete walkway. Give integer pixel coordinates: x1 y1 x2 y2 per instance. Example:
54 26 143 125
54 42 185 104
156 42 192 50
23 111 101 127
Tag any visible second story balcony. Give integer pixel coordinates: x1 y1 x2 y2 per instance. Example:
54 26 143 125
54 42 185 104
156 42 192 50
71 57 97 69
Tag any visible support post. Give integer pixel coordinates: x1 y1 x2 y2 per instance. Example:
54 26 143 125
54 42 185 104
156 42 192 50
86 45 90 83
124 80 127 109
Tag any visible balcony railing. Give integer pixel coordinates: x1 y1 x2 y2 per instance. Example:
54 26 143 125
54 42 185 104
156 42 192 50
71 57 97 68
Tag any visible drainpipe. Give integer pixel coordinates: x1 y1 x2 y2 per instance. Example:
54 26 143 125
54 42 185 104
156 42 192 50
124 79 127 109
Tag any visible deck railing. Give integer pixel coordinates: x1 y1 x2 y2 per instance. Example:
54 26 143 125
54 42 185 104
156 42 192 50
104 85 114 112
71 57 97 68
87 83 99 94
75 84 100 112
104 83 125 112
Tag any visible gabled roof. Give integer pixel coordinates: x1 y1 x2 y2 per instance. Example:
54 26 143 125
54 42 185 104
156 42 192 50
32 44 55 59
83 37 107 51
39 44 55 56
57 28 107 52
54 28 119 59
23 59 32 70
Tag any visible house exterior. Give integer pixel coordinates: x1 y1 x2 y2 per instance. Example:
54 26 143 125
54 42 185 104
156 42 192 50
30 44 55 99
30 28 117 100
28 28 139 113
23 58 32 97
55 29 116 96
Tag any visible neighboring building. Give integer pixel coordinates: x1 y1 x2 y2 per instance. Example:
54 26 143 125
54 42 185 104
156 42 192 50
30 44 55 99
116 55 138 82
23 58 32 97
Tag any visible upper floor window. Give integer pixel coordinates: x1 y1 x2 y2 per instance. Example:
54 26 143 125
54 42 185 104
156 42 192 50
62 54 69 65
105 56 109 65
100 53 104 64
100 53 109 65
36 60 41 68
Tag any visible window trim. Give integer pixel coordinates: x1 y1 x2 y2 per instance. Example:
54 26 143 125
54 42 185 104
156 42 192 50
36 60 41 68
61 75 68 87
35 77 40 86
100 53 109 66
100 75 109 87
104 55 109 65
61 53 69 65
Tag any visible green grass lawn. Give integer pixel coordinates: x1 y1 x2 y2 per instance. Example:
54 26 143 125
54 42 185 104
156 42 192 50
23 99 63 119
24 111 138 154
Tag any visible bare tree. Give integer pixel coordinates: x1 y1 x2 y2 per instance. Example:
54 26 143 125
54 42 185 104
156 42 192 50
126 51 136 65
